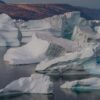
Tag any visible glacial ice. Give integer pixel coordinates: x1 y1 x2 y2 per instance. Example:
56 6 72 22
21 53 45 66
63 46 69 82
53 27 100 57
0 74 53 94
4 31 80 65
36 31 79 52
61 77 100 92
4 33 50 64
83 58 100 75
18 11 81 38
35 45 95 73
94 26 100 33
0 13 20 46
72 26 97 45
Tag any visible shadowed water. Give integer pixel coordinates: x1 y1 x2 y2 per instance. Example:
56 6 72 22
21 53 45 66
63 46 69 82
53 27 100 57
0 47 100 100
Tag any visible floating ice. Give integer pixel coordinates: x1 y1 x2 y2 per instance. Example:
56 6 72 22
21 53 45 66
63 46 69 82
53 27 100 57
36 31 79 52
4 33 50 64
0 13 20 46
83 58 100 75
4 30 79 65
61 77 100 92
0 74 53 94
72 26 97 45
18 11 81 38
36 45 95 73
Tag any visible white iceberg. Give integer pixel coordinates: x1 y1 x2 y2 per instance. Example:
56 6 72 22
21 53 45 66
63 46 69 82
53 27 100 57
0 13 20 46
4 33 50 64
94 26 100 34
4 31 79 65
36 31 79 52
18 11 80 38
35 45 95 73
61 77 100 92
18 18 51 37
0 13 17 31
72 26 97 45
0 74 53 94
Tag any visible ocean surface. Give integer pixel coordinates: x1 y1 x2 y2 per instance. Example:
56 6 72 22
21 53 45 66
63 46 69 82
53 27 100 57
0 47 100 100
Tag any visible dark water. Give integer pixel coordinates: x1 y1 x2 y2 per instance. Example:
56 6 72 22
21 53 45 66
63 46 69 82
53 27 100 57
0 47 100 100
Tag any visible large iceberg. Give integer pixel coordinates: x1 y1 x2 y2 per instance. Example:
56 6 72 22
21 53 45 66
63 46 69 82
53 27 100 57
4 31 79 65
18 18 51 38
4 33 50 65
61 77 100 92
18 11 81 38
35 45 95 74
0 13 20 46
0 74 53 94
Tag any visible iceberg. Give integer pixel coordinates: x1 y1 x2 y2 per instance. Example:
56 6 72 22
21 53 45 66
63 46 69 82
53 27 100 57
36 31 79 52
20 19 51 31
0 74 53 94
4 31 79 65
0 13 20 46
35 45 95 73
72 25 97 45
61 77 100 92
94 26 100 33
18 18 51 38
4 33 50 65
83 58 100 75
18 11 81 38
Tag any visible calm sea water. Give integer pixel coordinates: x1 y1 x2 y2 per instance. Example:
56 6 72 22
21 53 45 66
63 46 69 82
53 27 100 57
0 47 100 100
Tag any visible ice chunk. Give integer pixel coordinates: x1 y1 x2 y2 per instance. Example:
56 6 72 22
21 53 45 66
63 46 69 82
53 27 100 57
72 26 97 45
61 77 100 92
61 11 80 38
0 14 20 46
95 26 100 33
18 12 80 38
4 33 50 65
0 13 17 31
0 74 53 94
4 31 79 65
83 58 100 75
36 45 94 72
36 31 79 52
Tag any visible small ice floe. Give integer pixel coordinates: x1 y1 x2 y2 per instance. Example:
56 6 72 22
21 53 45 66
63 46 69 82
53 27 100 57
0 13 20 46
61 77 100 92
18 11 81 38
35 45 95 74
0 74 53 94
